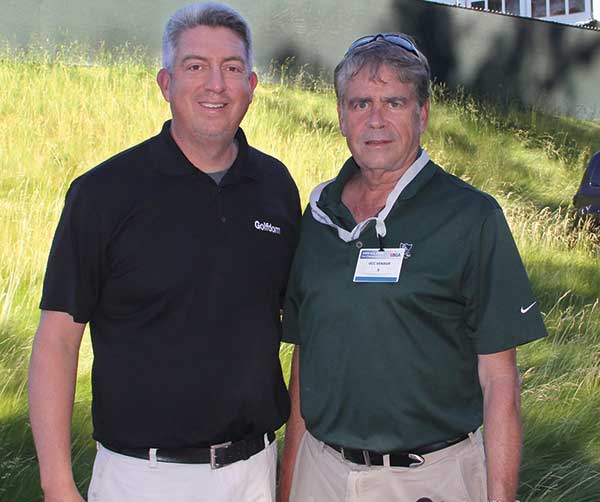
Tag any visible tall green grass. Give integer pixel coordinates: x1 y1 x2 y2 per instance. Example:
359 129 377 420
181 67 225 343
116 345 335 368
1 44 599 501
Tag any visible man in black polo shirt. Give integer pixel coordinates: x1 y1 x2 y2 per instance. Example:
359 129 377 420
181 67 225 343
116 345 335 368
28 3 300 502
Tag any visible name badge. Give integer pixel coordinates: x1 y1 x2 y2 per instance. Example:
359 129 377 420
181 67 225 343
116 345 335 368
353 248 405 283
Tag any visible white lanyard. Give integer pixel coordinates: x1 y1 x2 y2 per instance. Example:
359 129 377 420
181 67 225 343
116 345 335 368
309 150 430 243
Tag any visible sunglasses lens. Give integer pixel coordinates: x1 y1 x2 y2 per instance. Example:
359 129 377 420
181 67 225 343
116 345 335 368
346 36 377 54
384 35 417 55
345 33 418 58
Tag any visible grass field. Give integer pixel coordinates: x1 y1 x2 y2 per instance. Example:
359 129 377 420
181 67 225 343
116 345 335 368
1 44 600 501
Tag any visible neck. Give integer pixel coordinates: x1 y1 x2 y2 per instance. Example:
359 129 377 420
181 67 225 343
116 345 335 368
357 148 421 191
356 167 407 193
342 150 421 223
342 172 398 224
170 122 238 173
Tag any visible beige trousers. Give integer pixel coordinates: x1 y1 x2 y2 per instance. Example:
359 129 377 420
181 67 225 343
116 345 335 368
290 431 487 502
87 439 277 502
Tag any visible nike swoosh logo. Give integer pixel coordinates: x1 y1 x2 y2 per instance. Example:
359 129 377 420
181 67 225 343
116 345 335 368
520 302 537 314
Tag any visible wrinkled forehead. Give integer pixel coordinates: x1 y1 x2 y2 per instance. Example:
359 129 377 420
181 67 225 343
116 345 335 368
345 62 417 97
353 61 410 86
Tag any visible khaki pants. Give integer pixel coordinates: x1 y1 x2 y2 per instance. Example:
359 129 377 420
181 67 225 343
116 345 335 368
290 431 487 502
88 439 277 502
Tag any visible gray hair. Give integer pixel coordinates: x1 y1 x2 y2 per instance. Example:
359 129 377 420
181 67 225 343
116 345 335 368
162 2 253 73
334 34 431 107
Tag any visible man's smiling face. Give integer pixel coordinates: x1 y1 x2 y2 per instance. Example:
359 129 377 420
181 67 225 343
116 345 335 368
158 25 257 144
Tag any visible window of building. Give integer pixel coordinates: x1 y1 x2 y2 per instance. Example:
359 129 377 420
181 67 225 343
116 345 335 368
532 0 547 16
463 0 590 20
467 0 521 13
505 0 520 14
528 0 589 17
550 0 567 14
569 0 585 13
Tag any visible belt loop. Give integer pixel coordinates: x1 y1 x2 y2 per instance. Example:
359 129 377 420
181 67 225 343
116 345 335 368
149 448 158 468
468 430 477 447
383 454 391 468
264 433 270 448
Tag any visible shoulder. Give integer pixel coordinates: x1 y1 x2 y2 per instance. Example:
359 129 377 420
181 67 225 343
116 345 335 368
247 145 297 187
71 134 158 195
246 145 300 216
428 161 502 217
61 134 162 225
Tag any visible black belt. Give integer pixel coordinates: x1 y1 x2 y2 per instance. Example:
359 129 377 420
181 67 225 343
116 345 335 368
327 432 470 468
103 431 275 468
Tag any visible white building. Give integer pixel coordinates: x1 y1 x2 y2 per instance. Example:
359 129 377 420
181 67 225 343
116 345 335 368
430 0 599 26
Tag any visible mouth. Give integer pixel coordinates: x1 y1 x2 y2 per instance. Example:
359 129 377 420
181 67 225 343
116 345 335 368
199 102 227 109
365 139 392 146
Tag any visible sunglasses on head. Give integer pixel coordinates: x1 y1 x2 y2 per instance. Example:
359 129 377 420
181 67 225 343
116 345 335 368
344 33 419 58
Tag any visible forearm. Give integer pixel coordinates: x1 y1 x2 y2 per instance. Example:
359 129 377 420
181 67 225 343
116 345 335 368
28 312 84 498
483 378 522 502
280 346 306 502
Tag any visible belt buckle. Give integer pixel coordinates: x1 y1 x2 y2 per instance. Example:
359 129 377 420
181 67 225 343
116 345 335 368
210 440 232 469
408 453 425 467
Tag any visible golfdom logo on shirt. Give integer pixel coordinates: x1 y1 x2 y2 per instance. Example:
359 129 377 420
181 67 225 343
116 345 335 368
254 220 281 235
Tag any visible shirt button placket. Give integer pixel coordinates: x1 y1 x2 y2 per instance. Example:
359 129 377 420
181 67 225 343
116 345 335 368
215 187 227 240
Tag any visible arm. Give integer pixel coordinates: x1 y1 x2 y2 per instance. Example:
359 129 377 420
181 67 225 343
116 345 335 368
478 348 522 502
28 310 86 502
279 346 306 502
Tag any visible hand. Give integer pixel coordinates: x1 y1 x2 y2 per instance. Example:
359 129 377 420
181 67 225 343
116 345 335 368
43 484 85 502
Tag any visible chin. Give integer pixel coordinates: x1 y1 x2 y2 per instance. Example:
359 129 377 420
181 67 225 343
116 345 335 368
360 157 395 171
193 126 231 139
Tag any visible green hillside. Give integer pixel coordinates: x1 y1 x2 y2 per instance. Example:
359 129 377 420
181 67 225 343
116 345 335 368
1 47 599 501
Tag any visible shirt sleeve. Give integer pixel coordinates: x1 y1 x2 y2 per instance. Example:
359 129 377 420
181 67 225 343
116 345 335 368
281 252 302 345
279 174 302 309
39 179 107 323
466 208 547 354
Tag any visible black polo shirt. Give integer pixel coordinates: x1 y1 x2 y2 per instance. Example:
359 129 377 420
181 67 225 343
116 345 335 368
41 121 301 449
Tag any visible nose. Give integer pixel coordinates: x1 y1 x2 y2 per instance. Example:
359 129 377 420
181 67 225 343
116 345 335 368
367 104 385 128
204 67 226 93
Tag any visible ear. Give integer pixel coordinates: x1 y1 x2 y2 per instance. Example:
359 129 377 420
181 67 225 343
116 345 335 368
418 99 430 134
156 68 171 102
337 102 347 137
248 71 258 103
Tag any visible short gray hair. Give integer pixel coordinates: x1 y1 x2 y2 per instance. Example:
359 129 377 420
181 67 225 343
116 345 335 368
162 2 253 73
334 34 431 107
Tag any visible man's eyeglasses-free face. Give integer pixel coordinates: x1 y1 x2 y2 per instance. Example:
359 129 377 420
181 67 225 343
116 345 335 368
344 33 419 58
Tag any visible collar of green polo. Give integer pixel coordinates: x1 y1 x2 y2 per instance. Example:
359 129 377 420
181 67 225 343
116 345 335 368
311 149 433 242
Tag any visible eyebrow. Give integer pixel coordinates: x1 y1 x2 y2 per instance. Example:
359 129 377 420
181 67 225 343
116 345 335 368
347 95 408 105
382 96 408 103
348 97 372 105
180 54 247 66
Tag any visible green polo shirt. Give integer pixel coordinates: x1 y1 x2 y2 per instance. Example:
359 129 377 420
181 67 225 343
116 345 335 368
283 156 547 452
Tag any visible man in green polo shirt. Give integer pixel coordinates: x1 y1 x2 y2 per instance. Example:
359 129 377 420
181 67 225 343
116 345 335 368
279 33 546 502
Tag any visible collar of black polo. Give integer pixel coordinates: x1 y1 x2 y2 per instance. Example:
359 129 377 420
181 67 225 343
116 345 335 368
150 120 261 181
